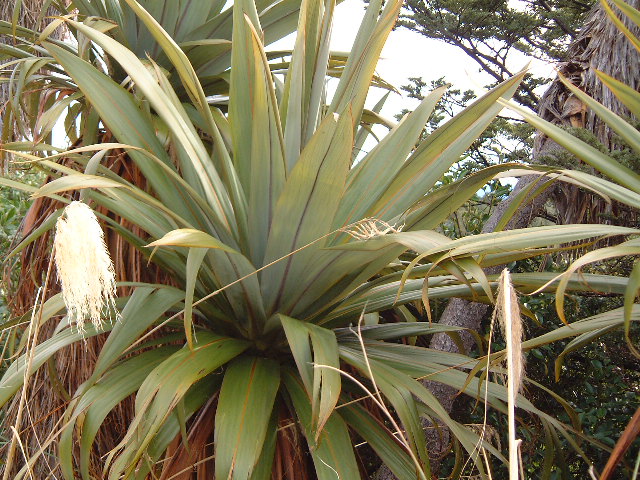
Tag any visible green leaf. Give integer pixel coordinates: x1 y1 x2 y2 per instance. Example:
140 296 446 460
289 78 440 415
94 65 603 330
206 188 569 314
127 1 250 230
91 286 185 382
281 315 314 392
31 174 125 198
283 370 361 480
280 316 341 438
307 324 341 439
0 323 107 408
602 0 640 53
596 68 640 119
554 326 618 382
353 92 390 160
34 91 83 141
340 402 419 479
423 224 636 259
262 108 353 313
206 247 269 332
281 0 336 167
249 409 279 480
144 377 222 479
184 248 208 349
229 0 286 264
342 345 509 475
299 244 408 320
108 332 249 479
326 272 629 323
522 305 640 351
122 0 217 128
340 353 431 477
496 166 640 212
370 70 526 220
139 234 264 334
59 345 180 480
214 357 280 480
623 261 640 357
555 238 640 323
61 21 238 239
334 86 447 230
328 0 402 126
334 322 464 341
42 42 200 226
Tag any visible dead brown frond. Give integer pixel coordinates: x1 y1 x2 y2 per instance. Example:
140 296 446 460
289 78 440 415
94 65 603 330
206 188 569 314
534 0 640 231
537 0 640 153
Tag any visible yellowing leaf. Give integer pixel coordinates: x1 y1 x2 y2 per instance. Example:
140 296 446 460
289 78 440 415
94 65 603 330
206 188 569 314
145 228 237 252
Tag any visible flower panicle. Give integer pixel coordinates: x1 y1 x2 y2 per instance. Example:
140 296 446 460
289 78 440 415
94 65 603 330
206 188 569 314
53 201 119 334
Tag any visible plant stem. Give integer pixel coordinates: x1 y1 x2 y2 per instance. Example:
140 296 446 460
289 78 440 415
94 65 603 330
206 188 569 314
503 270 519 480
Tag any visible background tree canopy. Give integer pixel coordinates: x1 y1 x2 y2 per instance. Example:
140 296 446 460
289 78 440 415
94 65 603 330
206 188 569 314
399 0 595 109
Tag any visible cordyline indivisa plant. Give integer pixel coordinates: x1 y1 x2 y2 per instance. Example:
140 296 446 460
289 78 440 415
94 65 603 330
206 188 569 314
1 0 637 478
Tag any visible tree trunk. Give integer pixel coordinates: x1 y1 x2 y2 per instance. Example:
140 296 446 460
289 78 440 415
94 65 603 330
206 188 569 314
374 1 640 477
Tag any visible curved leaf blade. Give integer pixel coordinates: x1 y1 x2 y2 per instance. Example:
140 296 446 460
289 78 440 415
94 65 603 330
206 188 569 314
146 228 237 252
214 357 281 480
283 370 360 480
108 332 249 478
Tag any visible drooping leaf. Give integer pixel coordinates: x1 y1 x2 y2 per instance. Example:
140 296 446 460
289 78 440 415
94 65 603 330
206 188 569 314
280 315 314 392
280 316 341 438
31 174 125 198
340 402 419 480
42 41 204 227
54 21 239 239
183 248 208 349
283 370 360 480
107 332 249 478
146 228 238 252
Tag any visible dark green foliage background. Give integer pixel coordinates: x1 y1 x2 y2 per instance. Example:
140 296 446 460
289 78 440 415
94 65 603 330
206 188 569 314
0 172 32 321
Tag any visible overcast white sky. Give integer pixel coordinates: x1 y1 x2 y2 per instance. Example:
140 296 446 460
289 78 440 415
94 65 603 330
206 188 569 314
271 0 557 123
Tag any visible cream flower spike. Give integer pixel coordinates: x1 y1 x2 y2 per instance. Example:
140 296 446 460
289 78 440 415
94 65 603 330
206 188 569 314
53 201 118 334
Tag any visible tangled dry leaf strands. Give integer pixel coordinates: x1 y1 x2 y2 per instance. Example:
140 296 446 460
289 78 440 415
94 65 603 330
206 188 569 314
53 201 118 334
341 218 403 240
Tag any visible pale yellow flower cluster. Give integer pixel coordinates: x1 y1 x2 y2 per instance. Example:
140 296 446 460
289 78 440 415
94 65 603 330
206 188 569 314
53 201 118 333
